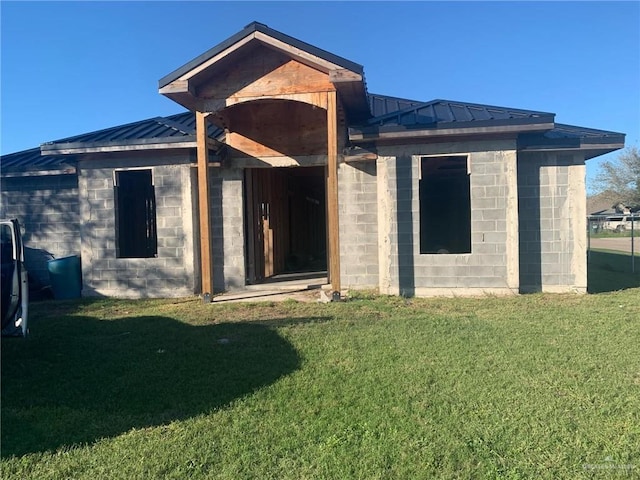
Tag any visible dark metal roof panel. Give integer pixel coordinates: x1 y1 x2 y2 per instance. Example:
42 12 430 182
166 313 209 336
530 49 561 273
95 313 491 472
367 99 555 128
349 99 559 140
159 21 364 88
367 93 424 118
42 112 221 148
543 123 625 140
1 148 74 174
2 112 223 173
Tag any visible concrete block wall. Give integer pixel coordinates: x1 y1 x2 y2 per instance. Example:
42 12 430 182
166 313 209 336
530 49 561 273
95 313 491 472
78 154 197 298
338 161 379 289
210 167 245 292
376 140 520 296
0 174 80 288
518 152 587 293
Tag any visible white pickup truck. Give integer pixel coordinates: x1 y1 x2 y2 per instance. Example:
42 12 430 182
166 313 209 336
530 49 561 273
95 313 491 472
1 219 28 336
600 215 638 233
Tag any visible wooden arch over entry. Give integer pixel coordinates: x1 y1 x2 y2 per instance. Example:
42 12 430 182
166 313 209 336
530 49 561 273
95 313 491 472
160 24 368 298
212 98 329 159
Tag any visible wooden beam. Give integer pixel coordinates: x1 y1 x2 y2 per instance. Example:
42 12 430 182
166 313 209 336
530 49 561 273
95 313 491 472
329 69 362 83
200 57 335 101
158 79 196 96
344 152 378 163
343 146 378 163
326 90 341 294
245 169 256 283
196 111 214 299
225 91 328 109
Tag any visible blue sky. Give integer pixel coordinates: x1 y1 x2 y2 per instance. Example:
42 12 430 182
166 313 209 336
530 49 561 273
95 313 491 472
1 1 638 191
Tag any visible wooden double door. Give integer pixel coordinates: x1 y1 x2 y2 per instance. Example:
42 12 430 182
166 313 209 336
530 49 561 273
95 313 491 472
245 166 327 283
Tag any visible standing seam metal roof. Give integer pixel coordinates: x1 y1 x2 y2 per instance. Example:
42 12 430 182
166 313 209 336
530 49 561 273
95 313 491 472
1 148 74 173
367 94 425 118
1 98 624 174
1 112 222 174
42 112 221 147
539 123 625 140
366 99 555 127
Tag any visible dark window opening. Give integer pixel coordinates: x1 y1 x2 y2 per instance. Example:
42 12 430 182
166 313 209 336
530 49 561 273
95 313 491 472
114 169 157 258
419 156 471 254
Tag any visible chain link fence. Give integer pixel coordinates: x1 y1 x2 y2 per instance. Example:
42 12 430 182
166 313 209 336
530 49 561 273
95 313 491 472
587 213 638 274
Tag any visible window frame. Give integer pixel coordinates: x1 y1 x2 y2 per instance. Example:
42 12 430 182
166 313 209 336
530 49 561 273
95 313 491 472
113 168 158 259
418 155 472 255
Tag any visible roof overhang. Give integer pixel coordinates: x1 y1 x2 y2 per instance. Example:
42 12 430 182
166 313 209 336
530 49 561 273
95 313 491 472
518 144 625 160
518 125 625 160
0 147 78 178
1 167 77 178
41 136 220 155
349 119 555 143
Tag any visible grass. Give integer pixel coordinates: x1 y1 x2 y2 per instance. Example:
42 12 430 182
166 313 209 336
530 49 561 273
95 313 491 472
589 231 635 239
588 249 640 293
2 289 639 479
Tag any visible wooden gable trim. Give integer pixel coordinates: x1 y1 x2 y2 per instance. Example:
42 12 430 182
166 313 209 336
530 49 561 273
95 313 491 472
171 34 256 85
229 59 335 98
159 32 369 121
197 57 336 110
160 33 356 96
253 31 351 74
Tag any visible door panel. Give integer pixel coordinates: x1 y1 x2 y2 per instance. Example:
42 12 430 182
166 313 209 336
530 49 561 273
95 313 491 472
1 219 28 337
245 167 326 283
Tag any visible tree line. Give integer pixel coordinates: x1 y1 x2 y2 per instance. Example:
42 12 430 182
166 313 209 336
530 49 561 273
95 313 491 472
592 146 640 212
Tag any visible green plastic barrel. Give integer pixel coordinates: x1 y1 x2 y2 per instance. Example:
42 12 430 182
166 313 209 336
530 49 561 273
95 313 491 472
47 255 82 299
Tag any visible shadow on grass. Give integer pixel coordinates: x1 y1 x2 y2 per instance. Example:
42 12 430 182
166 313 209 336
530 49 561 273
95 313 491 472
1 313 308 458
588 250 640 293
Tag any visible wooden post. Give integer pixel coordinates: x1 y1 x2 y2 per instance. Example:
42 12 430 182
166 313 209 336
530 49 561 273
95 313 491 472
245 169 256 283
196 111 213 298
327 90 341 294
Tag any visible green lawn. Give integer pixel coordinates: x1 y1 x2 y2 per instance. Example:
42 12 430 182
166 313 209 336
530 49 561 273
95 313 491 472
588 249 640 293
2 291 639 479
589 231 635 239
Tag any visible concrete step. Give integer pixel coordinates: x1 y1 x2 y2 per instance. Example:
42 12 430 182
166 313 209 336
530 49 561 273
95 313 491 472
212 288 321 303
243 274 328 291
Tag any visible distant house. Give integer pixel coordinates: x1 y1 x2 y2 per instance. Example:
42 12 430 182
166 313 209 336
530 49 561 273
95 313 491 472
0 22 625 298
587 195 637 234
587 191 621 216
